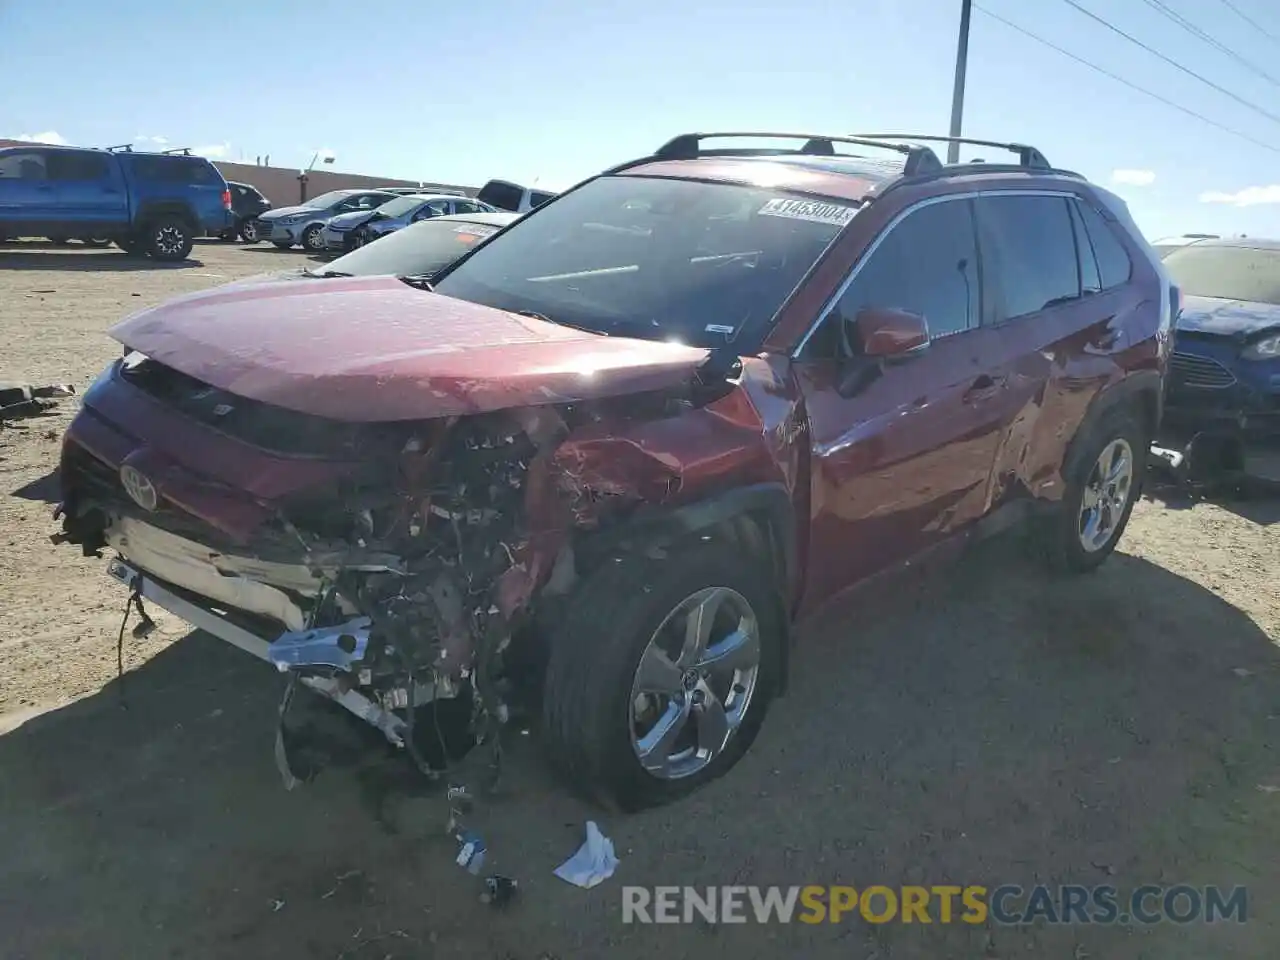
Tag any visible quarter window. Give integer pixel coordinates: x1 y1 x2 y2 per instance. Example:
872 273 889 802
977 195 1080 321
1068 200 1102 295
1075 200 1133 290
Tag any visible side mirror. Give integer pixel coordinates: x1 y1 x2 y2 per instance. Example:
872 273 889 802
855 306 930 358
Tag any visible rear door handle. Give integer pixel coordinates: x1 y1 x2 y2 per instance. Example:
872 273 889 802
963 374 1006 403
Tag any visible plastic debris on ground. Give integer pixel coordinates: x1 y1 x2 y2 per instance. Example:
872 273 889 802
553 820 619 888
481 875 519 907
455 829 487 875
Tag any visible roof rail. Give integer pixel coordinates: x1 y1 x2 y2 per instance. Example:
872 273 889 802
848 133 1051 170
104 143 134 153
651 131 943 177
162 147 193 156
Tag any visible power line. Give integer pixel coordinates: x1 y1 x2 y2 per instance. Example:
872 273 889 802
1219 0 1280 48
1139 0 1280 93
1056 0 1280 128
972 4 1280 155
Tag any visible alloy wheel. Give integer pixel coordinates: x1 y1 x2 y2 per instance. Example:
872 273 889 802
154 225 186 258
629 586 762 780
1078 438 1134 552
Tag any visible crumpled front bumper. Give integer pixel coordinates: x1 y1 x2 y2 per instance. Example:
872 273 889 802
105 556 407 745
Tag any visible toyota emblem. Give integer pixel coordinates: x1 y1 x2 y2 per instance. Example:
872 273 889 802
119 464 158 511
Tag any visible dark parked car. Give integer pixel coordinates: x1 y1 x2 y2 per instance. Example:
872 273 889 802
0 144 232 260
225 181 271 242
56 132 1171 810
1162 237 1280 442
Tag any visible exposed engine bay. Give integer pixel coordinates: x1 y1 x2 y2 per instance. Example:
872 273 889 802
54 353 773 789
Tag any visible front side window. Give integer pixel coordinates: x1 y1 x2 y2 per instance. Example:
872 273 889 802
977 195 1080 321
810 197 979 358
432 176 856 347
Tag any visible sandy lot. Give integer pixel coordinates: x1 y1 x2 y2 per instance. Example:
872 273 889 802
1 241 1278 959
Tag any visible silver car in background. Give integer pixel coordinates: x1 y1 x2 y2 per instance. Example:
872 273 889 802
322 193 497 252
256 188 398 251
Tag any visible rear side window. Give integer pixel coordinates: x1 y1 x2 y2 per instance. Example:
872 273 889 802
1075 201 1132 290
832 197 980 341
48 152 110 180
977 195 1079 321
530 190 555 208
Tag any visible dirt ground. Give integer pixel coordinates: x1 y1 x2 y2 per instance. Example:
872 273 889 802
1 241 1278 959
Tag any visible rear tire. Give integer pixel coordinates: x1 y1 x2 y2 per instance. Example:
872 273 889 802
145 216 194 261
542 540 782 811
1036 407 1146 573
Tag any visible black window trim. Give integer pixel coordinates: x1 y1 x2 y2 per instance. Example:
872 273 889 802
792 188 1082 357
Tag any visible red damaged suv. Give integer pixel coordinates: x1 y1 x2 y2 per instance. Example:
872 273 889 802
56 132 1173 809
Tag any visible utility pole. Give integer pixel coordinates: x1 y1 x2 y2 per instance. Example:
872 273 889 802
947 0 973 164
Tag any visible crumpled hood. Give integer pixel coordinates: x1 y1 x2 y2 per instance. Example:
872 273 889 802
109 276 712 422
1178 295 1280 336
327 210 374 230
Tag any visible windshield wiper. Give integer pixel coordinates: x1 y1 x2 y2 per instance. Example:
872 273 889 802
310 269 354 278
516 309 609 336
397 274 434 290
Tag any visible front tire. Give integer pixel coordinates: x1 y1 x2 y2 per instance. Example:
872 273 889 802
239 219 261 244
542 541 782 810
301 223 326 252
1038 407 1146 573
145 217 194 261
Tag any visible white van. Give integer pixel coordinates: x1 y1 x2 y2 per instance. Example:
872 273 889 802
475 179 556 213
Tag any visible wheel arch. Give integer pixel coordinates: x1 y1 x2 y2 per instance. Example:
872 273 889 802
1062 370 1162 483
572 482 799 692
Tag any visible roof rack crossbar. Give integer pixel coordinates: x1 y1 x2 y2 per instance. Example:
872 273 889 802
652 131 943 177
104 143 133 153
161 147 193 156
848 133 1051 170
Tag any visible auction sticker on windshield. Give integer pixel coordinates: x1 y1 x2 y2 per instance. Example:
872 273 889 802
758 198 856 227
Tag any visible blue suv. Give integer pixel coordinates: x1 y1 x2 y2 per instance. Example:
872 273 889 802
0 144 232 261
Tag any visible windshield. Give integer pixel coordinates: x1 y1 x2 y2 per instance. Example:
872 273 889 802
432 176 856 347
317 217 507 278
1164 245 1280 305
374 196 429 218
303 190 352 209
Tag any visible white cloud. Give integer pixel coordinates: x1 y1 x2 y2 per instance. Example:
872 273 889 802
1111 168 1156 187
192 142 231 159
133 134 169 148
1198 185 1280 207
13 131 69 145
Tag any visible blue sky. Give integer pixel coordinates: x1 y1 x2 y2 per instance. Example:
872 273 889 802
4 0 1280 240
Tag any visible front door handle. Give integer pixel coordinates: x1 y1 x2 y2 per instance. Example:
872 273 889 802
963 374 1006 403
